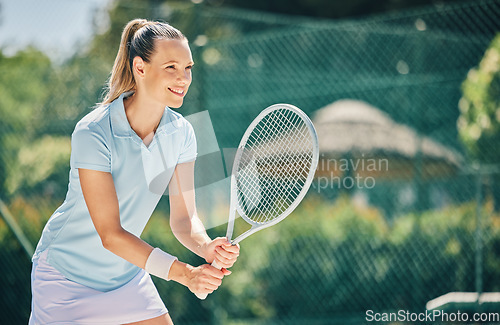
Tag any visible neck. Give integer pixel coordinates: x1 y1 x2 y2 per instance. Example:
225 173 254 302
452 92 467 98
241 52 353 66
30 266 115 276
123 90 164 140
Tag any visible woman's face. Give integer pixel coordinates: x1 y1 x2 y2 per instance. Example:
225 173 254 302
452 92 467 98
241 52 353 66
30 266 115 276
140 38 193 108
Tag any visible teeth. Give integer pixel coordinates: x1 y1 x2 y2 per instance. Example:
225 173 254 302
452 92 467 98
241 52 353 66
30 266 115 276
170 88 183 94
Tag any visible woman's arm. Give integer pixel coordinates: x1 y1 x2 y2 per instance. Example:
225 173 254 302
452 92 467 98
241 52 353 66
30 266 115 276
79 168 153 268
79 168 224 294
169 162 240 269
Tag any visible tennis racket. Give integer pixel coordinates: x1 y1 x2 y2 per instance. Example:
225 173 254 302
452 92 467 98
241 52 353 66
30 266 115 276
196 103 319 299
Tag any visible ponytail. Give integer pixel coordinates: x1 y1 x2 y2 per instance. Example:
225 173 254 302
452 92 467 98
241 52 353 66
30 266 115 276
100 19 186 105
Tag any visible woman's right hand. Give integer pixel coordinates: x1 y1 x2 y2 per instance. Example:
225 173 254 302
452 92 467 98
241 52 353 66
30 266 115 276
169 260 228 294
185 264 226 294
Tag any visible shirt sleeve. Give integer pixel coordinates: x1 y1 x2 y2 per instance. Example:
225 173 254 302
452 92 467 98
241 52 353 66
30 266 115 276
71 122 111 172
177 121 197 164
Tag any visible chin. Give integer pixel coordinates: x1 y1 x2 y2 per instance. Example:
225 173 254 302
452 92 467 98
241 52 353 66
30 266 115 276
168 102 183 109
164 95 184 109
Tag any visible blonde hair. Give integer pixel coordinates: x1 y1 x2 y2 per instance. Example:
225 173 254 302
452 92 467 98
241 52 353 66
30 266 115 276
101 19 186 105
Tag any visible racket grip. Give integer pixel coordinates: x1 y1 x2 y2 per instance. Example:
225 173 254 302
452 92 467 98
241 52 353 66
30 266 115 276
194 260 222 300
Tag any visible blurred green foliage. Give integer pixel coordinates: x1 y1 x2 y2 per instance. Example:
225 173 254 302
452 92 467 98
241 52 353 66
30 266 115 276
458 33 500 211
0 47 108 199
141 196 498 323
6 135 70 196
459 33 500 165
0 48 55 196
2 194 499 324
1 0 499 323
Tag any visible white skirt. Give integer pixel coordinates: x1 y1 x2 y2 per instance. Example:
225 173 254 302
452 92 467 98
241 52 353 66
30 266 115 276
29 250 168 325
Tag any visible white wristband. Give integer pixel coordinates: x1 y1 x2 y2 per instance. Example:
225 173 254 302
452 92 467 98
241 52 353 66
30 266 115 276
145 248 178 281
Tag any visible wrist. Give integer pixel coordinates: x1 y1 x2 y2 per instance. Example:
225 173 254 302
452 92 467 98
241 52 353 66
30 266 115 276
197 237 212 259
145 248 178 281
168 259 195 287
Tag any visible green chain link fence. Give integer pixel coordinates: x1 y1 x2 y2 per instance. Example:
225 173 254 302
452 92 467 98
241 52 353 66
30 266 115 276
1 0 500 323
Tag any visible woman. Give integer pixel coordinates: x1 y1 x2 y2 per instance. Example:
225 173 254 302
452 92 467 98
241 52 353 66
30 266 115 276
29 19 239 324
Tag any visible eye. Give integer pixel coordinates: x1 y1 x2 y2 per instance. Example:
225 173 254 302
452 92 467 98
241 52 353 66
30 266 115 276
165 65 175 70
186 65 193 70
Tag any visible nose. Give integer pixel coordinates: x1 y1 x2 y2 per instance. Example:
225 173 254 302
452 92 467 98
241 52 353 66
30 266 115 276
177 69 191 85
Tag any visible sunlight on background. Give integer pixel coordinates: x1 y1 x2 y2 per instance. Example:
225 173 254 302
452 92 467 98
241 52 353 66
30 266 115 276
0 0 110 60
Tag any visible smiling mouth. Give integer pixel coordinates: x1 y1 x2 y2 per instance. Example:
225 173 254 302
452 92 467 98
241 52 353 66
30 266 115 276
168 88 185 97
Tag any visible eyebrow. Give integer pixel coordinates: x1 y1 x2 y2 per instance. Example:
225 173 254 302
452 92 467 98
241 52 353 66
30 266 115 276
162 60 195 66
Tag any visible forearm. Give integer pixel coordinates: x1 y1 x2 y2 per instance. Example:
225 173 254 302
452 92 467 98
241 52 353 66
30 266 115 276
170 212 211 258
101 228 154 269
102 230 194 289
168 162 212 260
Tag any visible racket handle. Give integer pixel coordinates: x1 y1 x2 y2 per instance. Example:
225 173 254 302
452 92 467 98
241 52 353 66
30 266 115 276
194 260 222 300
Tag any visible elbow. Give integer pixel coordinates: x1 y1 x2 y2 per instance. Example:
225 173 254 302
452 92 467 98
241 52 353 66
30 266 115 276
100 233 114 251
100 228 124 251
169 215 183 233
101 236 113 251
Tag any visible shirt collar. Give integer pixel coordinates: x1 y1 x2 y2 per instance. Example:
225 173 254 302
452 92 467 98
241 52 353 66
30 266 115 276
110 91 180 138
110 92 132 138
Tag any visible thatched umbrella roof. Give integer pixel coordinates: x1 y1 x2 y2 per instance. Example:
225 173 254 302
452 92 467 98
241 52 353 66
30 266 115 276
312 99 462 179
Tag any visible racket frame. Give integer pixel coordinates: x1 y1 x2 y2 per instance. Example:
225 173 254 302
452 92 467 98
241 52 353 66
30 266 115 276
226 103 319 245
195 103 318 300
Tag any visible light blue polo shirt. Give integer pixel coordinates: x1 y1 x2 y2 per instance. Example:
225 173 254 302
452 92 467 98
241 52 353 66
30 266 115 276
32 92 197 292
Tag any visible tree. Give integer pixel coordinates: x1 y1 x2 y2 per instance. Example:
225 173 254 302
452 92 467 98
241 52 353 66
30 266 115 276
0 48 53 196
458 34 500 210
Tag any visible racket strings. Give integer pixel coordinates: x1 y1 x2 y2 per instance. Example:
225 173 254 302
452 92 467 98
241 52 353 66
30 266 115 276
259 136 312 219
237 108 315 224
248 150 312 221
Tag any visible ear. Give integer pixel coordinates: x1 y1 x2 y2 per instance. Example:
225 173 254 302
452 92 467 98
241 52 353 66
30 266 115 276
132 56 146 79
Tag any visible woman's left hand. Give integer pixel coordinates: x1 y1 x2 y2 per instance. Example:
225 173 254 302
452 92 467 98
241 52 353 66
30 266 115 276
203 237 240 270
